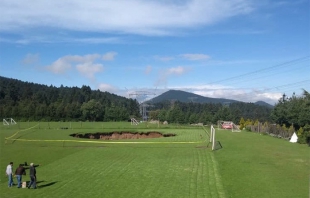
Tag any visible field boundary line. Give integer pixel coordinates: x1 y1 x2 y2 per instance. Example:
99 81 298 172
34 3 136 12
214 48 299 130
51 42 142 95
4 138 207 144
5 124 39 140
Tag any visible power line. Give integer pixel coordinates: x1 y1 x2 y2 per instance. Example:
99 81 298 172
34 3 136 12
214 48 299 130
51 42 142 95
198 80 310 92
197 79 310 104
225 63 308 86
209 55 310 85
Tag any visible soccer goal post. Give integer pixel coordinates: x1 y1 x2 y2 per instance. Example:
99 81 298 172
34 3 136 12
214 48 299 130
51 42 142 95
208 125 223 151
210 125 216 150
3 118 17 125
217 120 223 129
232 123 241 132
201 125 210 137
131 118 139 125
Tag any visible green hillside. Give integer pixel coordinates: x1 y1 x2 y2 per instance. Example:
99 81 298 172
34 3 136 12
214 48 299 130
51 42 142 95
148 90 273 108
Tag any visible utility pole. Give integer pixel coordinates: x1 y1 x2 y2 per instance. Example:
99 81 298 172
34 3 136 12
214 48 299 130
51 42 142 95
258 121 260 133
282 93 286 102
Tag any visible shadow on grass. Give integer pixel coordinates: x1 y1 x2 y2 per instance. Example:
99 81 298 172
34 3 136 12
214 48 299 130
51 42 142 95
38 181 57 188
26 180 58 189
36 180 45 184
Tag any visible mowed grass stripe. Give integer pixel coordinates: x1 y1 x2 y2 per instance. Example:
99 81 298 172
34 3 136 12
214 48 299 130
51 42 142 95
210 153 226 198
206 152 226 198
197 148 210 197
207 152 218 198
189 148 198 198
151 149 175 198
195 149 205 197
106 149 146 198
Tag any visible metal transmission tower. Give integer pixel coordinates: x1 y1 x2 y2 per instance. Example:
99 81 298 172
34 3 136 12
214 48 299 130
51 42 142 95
129 91 156 121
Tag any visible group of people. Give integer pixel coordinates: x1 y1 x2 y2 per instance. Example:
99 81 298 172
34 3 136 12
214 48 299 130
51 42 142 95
5 162 40 189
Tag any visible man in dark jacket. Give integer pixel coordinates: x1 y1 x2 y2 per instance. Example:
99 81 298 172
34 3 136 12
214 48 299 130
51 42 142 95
15 164 26 188
28 163 40 189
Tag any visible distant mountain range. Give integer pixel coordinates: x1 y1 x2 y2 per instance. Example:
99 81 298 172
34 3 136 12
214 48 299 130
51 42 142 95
147 90 273 108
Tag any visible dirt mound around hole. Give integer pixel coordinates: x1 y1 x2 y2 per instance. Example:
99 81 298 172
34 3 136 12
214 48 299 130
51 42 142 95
70 132 176 140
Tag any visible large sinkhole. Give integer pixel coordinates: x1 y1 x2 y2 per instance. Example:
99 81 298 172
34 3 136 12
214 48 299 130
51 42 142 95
70 132 176 140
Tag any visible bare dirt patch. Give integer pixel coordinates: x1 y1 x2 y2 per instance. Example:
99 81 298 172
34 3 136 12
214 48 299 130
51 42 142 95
70 131 176 140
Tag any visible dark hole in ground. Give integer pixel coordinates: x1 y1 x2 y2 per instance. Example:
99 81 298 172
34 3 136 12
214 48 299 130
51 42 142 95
70 131 176 140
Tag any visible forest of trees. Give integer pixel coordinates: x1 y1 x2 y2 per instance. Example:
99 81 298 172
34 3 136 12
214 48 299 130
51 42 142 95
0 76 140 121
270 90 310 143
271 91 310 130
148 101 272 125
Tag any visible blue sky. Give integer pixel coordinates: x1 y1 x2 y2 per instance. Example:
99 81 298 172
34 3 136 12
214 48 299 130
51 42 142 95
0 0 309 105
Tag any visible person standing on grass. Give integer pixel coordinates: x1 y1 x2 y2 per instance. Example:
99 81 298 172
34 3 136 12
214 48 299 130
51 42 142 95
5 162 14 187
15 164 26 188
28 163 40 189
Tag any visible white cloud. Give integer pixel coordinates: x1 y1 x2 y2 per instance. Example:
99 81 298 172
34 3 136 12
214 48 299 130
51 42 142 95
67 54 101 62
76 62 103 79
0 0 254 36
180 53 210 61
16 39 31 45
154 56 175 61
22 53 39 64
0 36 122 44
45 53 110 76
154 66 190 87
102 52 117 61
69 37 121 44
154 54 210 62
98 83 118 93
166 66 188 75
46 58 72 74
253 92 282 104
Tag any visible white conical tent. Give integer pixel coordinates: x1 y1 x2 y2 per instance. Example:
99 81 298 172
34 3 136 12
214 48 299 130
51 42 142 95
289 132 298 143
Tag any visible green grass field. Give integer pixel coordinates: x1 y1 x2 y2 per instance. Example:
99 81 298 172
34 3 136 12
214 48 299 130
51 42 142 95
0 122 309 198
